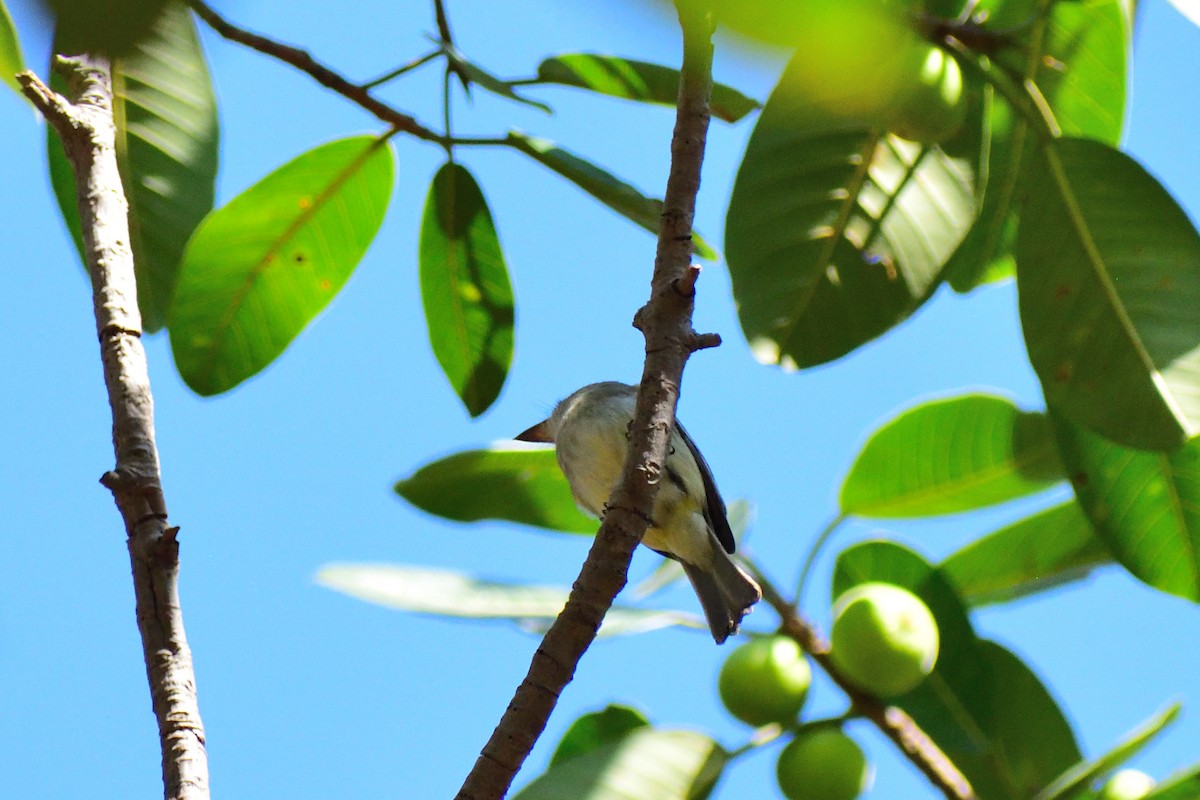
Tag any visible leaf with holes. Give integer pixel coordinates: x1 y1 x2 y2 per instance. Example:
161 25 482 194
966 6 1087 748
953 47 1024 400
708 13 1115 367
420 162 514 417
507 131 717 260
533 53 758 123
840 394 1063 518
1018 138 1200 450
1053 413 1200 602
48 1 219 332
726 59 977 368
169 135 394 395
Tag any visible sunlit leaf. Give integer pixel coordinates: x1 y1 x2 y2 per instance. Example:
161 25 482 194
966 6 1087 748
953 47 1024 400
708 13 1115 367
726 60 977 368
840 394 1063 517
513 728 726 800
420 162 514 417
48 1 219 332
1018 138 1200 451
316 564 702 637
395 445 595 533
1034 704 1181 800
941 502 1110 606
0 0 24 96
1164 0 1200 26
550 706 651 769
533 53 758 122
1148 763 1200 800
169 135 394 395
506 131 717 260
1053 415 1200 601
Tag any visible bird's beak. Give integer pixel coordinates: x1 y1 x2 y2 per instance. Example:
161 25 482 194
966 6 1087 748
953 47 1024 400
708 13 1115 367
515 419 554 443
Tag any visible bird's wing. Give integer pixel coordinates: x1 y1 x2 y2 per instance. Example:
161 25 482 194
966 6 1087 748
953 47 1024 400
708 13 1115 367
675 421 735 554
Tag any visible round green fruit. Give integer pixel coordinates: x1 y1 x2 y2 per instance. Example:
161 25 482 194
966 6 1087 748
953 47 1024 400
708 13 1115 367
829 582 940 697
1100 770 1157 800
718 635 812 727
776 728 872 800
887 45 967 143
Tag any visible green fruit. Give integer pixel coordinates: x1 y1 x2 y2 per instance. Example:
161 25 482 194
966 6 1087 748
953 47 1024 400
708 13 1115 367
888 45 967 143
776 728 872 800
718 636 812 727
829 582 939 696
1099 770 1157 800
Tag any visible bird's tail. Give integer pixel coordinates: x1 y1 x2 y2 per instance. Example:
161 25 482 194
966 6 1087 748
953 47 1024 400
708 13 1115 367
682 549 762 645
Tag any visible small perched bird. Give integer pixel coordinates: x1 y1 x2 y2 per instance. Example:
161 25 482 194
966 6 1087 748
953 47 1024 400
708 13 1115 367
516 381 761 644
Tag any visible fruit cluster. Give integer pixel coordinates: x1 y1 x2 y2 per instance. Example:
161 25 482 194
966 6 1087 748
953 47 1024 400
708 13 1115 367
717 582 940 800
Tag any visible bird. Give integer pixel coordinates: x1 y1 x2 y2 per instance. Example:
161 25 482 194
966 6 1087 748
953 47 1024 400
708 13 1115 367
516 381 761 643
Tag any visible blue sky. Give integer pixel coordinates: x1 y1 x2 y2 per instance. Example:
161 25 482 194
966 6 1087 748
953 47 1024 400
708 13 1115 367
1 0 1199 797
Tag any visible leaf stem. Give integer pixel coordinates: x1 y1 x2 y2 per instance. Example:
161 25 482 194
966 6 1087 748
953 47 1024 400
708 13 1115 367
794 513 847 610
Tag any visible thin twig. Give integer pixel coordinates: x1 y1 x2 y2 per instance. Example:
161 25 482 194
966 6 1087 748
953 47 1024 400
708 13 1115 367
748 566 978 800
18 58 209 800
184 0 444 143
359 49 441 90
453 5 719 799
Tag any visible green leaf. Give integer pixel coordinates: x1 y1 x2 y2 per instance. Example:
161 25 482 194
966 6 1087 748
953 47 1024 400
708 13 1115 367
445 46 551 113
169 135 393 395
839 394 1063 518
315 564 702 637
1052 415 1200 601
1148 764 1200 800
941 502 1111 607
1034 704 1181 800
506 131 717 260
832 543 1082 797
533 54 758 123
394 445 595 533
550 706 651 769
632 500 752 599
726 59 978 369
831 541 992 747
48 1 219 332
419 162 514 417
1017 138 1200 451
513 728 726 800
0 0 24 96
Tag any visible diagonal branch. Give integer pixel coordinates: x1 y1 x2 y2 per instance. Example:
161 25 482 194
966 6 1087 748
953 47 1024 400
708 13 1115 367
184 0 444 143
18 59 209 800
453 5 719 799
751 568 978 800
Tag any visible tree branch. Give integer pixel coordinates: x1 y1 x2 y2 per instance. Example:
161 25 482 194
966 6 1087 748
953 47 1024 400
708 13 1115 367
453 6 718 799
751 568 978 800
184 0 445 143
18 59 209 800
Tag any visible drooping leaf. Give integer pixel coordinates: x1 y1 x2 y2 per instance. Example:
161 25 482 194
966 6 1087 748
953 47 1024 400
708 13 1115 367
831 543 1082 797
941 501 1111 606
533 53 759 123
169 135 394 395
1052 415 1200 601
1034 704 1181 800
839 394 1063 518
632 500 751 599
48 1 219 332
445 45 551 113
506 131 717 260
394 445 595 534
1017 138 1200 451
831 541 992 748
513 728 726 800
315 564 702 637
726 59 977 369
419 162 514 417
550 706 651 769
0 0 24 96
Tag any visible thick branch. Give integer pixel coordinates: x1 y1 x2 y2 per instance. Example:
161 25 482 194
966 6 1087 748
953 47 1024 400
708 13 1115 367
453 6 718 800
184 0 444 143
754 573 978 800
18 60 209 800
